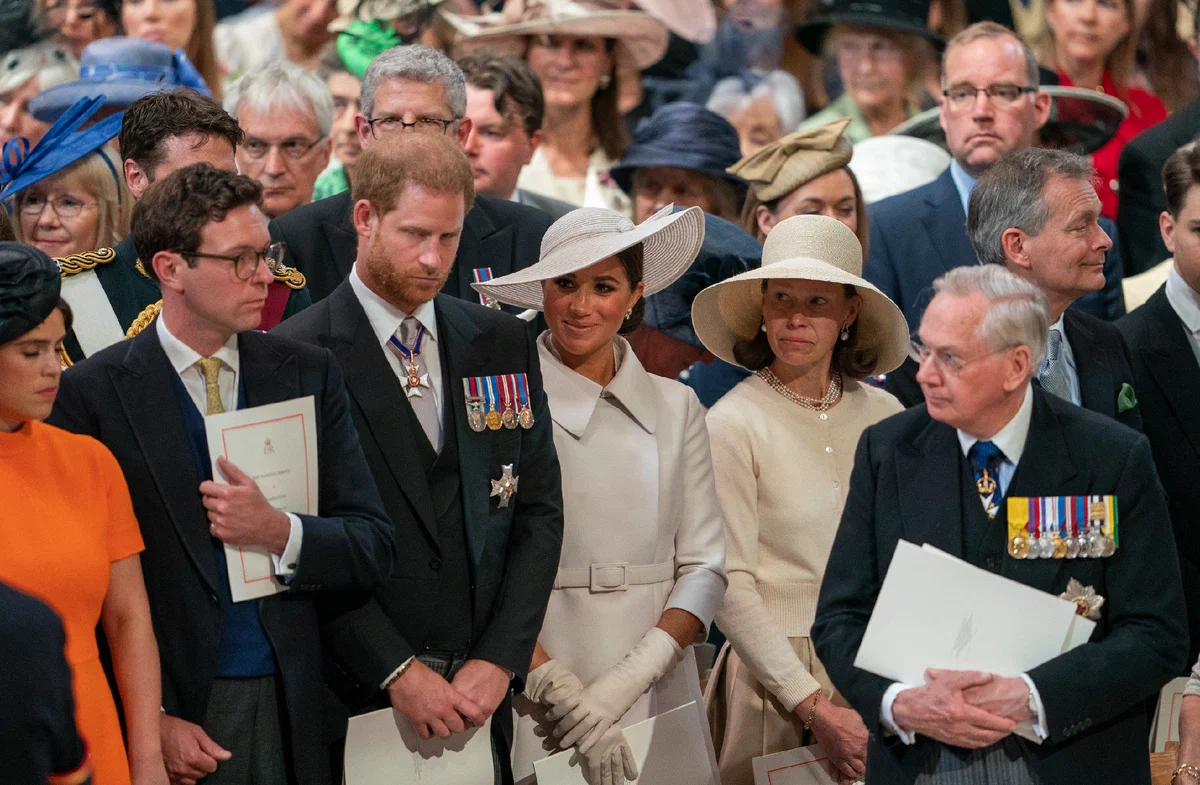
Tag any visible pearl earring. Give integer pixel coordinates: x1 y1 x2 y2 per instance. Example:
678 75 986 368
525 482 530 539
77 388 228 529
840 322 850 341
599 74 612 90
760 320 767 333
625 307 633 320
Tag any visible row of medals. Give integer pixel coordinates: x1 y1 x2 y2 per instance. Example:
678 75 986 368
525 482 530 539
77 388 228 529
466 397 534 433
1008 526 1115 560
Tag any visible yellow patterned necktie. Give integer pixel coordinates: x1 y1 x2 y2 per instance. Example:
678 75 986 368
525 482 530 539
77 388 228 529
195 357 225 415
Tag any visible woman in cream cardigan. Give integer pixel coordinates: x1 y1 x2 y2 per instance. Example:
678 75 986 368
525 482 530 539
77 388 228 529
694 215 910 784
473 205 727 785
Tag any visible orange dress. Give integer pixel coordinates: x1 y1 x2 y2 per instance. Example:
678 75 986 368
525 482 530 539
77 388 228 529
0 420 145 785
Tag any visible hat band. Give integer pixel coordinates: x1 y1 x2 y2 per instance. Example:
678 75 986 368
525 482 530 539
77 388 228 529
79 63 172 84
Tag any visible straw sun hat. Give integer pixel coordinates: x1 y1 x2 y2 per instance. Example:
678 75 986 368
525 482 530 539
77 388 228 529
472 205 705 311
691 215 909 375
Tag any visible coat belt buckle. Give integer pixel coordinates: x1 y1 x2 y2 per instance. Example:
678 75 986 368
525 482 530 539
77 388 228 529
589 562 628 592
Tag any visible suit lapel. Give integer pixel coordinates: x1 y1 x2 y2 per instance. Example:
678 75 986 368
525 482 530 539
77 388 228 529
327 284 440 542
436 296 491 566
321 191 358 283
111 329 219 594
1063 311 1116 417
896 415 966 558
239 332 301 407
921 170 978 271
1142 290 1200 461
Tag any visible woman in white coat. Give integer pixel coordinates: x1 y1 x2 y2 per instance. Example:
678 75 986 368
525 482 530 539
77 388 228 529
473 205 727 785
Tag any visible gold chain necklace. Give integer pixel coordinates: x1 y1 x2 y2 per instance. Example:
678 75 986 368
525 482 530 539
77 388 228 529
757 367 842 413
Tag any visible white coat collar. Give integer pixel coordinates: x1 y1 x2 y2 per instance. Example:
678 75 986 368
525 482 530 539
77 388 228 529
537 331 659 438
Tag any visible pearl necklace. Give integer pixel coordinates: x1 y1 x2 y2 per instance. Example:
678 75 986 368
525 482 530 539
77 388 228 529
757 367 842 413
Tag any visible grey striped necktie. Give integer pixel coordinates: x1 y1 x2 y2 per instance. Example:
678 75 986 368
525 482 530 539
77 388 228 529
1038 328 1071 401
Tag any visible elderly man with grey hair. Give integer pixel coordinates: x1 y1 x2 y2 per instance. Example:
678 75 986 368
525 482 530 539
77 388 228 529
813 262 1187 785
967 147 1142 431
268 44 552 304
227 60 333 219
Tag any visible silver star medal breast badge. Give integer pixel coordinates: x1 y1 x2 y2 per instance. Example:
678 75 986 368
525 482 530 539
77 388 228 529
1060 578 1104 620
490 464 519 508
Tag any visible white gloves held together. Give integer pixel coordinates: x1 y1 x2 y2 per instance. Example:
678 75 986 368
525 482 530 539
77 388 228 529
524 627 685 785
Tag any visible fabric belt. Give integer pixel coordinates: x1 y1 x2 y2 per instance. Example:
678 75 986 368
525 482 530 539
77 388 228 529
553 561 675 592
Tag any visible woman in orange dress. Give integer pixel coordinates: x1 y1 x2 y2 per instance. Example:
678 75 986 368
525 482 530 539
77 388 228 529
0 242 167 785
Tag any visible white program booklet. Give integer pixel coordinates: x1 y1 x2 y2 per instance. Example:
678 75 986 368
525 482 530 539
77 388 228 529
533 701 720 785
343 710 492 785
1152 676 1193 752
204 396 319 602
752 744 849 785
854 541 1095 687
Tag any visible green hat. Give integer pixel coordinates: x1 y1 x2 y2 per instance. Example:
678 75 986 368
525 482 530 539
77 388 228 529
336 19 402 78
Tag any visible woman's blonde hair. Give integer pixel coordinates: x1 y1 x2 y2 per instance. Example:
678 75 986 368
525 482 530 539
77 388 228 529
187 0 223 100
739 165 869 254
824 24 935 103
13 145 133 250
1039 0 1137 96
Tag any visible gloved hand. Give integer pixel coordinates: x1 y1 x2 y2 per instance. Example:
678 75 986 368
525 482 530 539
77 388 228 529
524 659 585 716
580 723 639 785
547 627 684 750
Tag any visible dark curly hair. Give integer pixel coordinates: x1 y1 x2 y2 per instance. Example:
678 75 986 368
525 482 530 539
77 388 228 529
131 163 263 282
118 89 244 181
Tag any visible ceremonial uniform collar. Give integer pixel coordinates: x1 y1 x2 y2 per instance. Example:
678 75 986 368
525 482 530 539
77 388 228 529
537 331 658 438
155 313 240 376
955 383 1034 465
349 264 440 345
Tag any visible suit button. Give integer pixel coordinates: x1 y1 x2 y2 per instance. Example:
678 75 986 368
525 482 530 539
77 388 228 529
430 557 442 571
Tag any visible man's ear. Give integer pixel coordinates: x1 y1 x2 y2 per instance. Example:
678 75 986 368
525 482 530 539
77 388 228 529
1000 228 1033 272
125 159 150 200
1161 210 1178 255
526 129 543 163
455 116 473 149
352 198 376 238
152 250 185 292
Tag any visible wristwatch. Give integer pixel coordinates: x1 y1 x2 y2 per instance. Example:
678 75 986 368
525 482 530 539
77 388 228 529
1026 684 1038 720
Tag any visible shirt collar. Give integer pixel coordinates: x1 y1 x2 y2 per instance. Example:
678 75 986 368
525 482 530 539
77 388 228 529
537 332 658 438
1166 263 1200 336
349 264 439 346
155 314 240 376
949 159 977 216
956 383 1034 465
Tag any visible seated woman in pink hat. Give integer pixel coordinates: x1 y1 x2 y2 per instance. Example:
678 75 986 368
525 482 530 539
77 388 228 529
693 215 910 785
473 205 727 785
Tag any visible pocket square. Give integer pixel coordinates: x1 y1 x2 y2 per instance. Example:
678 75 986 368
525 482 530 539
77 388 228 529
1117 383 1137 413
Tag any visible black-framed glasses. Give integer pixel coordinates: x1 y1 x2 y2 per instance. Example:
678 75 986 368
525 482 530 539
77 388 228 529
241 136 326 160
177 242 286 281
907 335 1011 376
942 83 1037 112
366 115 457 137
19 194 94 219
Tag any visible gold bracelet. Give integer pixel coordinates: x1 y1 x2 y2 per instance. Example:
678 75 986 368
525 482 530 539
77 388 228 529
1173 763 1200 784
802 692 821 731
383 656 416 691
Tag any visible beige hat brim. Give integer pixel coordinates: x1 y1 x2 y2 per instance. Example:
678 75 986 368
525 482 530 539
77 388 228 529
691 257 911 375
443 8 668 70
473 205 705 311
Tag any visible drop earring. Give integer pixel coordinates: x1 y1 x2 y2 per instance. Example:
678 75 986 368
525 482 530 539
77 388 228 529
625 307 633 320
760 319 767 333
840 322 850 341
599 74 612 90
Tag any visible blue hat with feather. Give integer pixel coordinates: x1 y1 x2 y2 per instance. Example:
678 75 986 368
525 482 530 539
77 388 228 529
1 96 123 203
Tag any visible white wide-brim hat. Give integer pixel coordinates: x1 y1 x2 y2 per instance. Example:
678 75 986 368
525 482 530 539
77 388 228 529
849 135 950 205
692 215 909 374
442 0 669 72
472 204 705 311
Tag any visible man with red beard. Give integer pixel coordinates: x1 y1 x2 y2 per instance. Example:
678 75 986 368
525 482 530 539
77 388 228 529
273 131 563 784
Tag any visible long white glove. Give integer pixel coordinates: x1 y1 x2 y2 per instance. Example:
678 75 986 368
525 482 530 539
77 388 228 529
524 659 585 715
580 724 639 785
547 627 684 750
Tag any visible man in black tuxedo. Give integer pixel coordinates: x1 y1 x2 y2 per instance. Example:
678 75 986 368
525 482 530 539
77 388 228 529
269 44 553 306
965 148 1142 430
813 264 1187 785
273 130 563 782
1120 141 1200 669
48 164 397 785
1116 14 1200 277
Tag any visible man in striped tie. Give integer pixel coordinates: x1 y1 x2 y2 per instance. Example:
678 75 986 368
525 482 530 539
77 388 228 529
966 147 1142 431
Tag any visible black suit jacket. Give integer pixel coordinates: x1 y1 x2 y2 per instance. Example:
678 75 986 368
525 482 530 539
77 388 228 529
272 285 563 704
866 169 1127 329
1117 98 1200 277
811 388 1187 785
1120 286 1200 666
886 309 1143 432
268 190 553 306
46 327 397 785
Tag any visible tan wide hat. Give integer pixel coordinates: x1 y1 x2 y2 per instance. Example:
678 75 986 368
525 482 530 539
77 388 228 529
728 118 853 203
472 205 704 311
691 215 909 374
441 0 669 72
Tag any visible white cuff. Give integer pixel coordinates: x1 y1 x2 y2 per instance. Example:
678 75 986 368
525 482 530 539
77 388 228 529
881 683 917 744
380 656 416 690
1018 674 1048 742
270 513 303 581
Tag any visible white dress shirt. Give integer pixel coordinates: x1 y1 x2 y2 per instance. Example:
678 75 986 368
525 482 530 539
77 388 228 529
348 265 443 422
880 385 1049 744
155 316 303 577
1045 314 1081 406
1165 264 1200 366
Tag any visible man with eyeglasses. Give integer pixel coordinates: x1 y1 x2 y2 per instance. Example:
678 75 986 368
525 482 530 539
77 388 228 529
48 162 397 785
968 147 1142 433
813 261 1187 785
227 61 334 221
55 88 312 365
269 44 553 306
